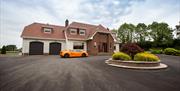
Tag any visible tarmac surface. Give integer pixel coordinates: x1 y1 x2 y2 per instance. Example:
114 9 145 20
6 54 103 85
0 54 180 91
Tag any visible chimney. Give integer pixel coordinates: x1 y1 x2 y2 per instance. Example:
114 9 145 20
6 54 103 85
65 19 69 27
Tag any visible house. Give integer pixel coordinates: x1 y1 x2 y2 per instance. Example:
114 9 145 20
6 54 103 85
21 20 120 55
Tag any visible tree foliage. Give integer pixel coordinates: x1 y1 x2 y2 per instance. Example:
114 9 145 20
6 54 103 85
118 23 135 43
1 46 6 54
116 22 174 49
6 45 17 51
148 22 173 48
135 23 148 42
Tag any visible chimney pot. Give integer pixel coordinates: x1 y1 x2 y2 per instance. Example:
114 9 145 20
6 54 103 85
65 19 69 27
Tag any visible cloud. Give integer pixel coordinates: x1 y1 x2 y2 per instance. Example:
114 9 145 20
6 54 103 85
0 0 179 48
113 0 180 28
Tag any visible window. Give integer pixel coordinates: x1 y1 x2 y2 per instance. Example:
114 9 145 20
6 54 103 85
70 28 77 35
114 46 116 50
110 42 112 48
73 42 84 50
43 28 52 33
79 29 85 35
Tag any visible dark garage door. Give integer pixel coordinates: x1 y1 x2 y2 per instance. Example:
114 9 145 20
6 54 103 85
29 42 44 55
49 42 61 55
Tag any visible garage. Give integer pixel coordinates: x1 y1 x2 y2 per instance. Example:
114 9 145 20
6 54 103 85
29 42 44 55
49 42 61 55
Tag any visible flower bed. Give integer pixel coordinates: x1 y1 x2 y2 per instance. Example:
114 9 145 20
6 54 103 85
106 51 167 69
108 58 160 67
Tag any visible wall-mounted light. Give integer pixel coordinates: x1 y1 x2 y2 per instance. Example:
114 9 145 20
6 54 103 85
94 42 97 48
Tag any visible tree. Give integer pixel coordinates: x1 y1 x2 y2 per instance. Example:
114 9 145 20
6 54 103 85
118 23 135 43
1 46 6 54
6 45 17 51
135 23 148 43
148 22 173 48
111 29 118 33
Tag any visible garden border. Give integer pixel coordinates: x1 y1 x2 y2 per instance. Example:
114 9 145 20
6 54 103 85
105 58 168 70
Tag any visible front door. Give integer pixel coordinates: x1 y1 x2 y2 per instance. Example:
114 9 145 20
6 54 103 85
98 42 108 52
102 43 107 52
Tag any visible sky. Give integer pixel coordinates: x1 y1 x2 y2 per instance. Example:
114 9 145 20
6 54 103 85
0 0 180 48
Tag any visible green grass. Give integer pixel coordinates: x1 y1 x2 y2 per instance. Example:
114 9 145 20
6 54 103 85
0 51 20 56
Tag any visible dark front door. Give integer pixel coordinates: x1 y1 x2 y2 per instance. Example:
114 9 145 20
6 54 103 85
98 42 108 52
102 43 107 52
29 42 44 55
49 42 61 55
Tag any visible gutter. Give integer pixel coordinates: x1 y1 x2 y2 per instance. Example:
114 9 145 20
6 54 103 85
64 29 69 49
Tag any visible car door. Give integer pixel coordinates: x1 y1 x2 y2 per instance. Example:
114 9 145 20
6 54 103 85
75 50 82 57
71 50 81 57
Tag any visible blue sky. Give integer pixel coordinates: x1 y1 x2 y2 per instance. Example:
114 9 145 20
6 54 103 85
0 0 180 48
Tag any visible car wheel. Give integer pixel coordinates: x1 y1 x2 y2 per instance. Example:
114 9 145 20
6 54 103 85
64 53 69 58
82 53 86 57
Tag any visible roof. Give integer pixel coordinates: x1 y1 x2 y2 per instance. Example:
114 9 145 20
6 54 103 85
21 23 66 40
66 22 111 40
21 21 114 41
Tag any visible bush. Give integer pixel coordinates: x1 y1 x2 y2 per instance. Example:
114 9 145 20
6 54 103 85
112 52 131 61
164 48 180 56
150 49 163 54
120 43 144 58
1 46 6 54
134 52 160 61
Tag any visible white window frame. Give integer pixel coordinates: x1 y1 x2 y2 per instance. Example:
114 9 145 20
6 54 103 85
43 28 52 33
70 28 77 35
79 29 85 35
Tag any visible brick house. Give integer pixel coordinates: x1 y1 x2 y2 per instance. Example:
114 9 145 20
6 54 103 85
21 20 120 55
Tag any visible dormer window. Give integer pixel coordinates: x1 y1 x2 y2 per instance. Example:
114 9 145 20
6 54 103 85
70 28 77 35
43 28 52 33
79 29 85 35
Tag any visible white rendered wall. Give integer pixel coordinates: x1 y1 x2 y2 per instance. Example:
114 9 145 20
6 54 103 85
114 43 120 52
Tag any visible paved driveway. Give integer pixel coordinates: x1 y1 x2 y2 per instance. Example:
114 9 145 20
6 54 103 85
0 55 180 91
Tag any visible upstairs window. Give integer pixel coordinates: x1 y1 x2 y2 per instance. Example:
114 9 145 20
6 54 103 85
79 29 85 35
43 28 52 33
70 28 77 35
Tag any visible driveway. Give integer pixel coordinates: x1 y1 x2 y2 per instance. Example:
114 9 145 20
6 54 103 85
0 55 180 91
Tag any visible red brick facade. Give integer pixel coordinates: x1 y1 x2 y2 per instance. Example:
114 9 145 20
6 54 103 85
87 32 114 55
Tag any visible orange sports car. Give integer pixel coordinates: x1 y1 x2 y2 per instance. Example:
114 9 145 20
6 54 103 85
60 50 88 58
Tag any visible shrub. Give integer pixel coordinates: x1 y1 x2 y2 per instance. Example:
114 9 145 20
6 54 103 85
1 46 6 54
112 52 131 61
120 43 144 58
164 48 180 56
134 52 160 61
150 49 163 54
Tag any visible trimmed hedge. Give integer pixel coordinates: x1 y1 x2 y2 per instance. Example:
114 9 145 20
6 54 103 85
164 48 180 56
112 52 131 61
134 52 160 62
150 49 163 54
